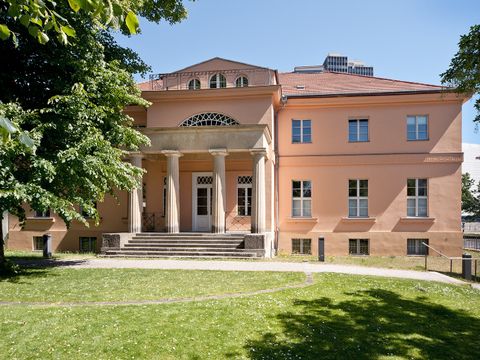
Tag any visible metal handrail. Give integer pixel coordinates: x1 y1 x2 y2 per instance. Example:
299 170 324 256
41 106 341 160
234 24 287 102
423 242 478 279
422 242 450 259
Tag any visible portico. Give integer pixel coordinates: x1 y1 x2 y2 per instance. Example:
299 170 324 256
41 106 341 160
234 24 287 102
127 123 273 235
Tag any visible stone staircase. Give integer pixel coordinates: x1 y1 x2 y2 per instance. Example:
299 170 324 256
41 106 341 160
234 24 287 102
102 233 264 258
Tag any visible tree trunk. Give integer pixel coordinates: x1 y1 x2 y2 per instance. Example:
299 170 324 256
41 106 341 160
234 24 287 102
0 213 4 266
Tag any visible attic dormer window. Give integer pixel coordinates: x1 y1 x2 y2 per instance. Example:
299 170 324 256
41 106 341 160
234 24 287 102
210 73 226 88
188 78 201 90
235 76 248 87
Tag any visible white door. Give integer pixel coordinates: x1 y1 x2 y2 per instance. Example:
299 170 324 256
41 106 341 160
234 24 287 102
192 173 213 232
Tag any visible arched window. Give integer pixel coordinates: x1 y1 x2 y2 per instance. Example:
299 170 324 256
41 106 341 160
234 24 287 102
235 76 248 87
180 112 240 127
188 78 201 90
209 73 226 88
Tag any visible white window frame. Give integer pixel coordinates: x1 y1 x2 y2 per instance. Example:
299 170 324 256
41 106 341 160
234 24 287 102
407 115 429 141
292 119 312 144
235 76 248 88
237 176 252 216
209 73 226 88
407 238 429 256
349 239 369 255
188 78 201 90
407 178 428 217
292 238 312 255
34 209 50 218
33 236 43 251
348 179 368 218
79 236 97 253
292 180 312 217
348 118 369 142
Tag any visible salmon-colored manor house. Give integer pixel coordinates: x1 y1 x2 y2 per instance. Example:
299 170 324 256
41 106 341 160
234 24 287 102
6 58 469 258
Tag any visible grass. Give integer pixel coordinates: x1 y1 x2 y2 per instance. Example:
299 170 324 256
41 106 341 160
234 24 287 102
4 250 96 260
0 268 304 303
1 269 480 359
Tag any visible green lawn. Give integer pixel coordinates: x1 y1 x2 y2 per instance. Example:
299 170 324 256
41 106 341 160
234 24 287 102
1 269 480 359
0 268 304 302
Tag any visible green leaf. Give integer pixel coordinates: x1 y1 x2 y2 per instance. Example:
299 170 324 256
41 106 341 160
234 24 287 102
68 0 81 12
0 24 11 40
28 25 40 38
19 133 35 149
0 117 18 134
30 17 43 26
61 25 76 38
57 31 68 45
19 15 30 27
7 4 21 18
37 31 49 45
125 11 139 34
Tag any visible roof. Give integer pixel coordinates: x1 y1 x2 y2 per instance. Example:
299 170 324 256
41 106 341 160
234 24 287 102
137 81 151 91
172 57 273 73
278 71 445 97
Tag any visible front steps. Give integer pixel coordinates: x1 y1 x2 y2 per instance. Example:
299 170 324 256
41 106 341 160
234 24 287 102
102 233 263 258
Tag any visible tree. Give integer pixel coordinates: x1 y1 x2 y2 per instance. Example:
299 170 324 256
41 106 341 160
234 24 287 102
0 1 189 266
462 173 480 217
441 24 480 123
0 0 188 44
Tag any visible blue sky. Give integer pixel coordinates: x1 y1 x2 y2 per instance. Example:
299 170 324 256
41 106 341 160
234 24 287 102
115 0 480 144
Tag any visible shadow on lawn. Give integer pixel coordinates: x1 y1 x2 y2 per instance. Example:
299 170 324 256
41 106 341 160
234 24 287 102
245 289 480 359
1 257 87 283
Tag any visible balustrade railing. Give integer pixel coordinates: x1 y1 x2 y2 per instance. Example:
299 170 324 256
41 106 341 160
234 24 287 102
148 68 275 91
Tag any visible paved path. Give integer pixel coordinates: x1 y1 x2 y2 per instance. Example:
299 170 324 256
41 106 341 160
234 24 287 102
27 258 465 285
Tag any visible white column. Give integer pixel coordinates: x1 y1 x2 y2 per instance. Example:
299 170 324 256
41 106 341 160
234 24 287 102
210 149 228 233
250 148 267 233
162 150 183 233
128 154 143 234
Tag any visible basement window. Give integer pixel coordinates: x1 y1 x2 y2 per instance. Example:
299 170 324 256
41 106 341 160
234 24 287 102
292 238 312 255
79 237 97 253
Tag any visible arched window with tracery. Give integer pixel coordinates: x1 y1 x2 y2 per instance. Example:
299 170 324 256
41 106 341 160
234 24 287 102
188 78 201 90
179 112 240 127
209 73 226 88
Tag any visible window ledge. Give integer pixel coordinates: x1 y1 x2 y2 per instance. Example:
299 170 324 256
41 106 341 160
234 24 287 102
286 217 318 223
341 217 376 222
400 217 435 222
26 217 55 222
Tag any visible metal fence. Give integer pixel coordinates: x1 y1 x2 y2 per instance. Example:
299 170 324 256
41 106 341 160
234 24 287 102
464 234 480 251
462 222 480 233
424 242 479 281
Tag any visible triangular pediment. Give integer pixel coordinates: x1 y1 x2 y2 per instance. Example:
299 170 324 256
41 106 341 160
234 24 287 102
172 57 270 73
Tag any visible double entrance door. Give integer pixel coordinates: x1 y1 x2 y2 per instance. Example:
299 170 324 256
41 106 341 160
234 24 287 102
192 173 213 232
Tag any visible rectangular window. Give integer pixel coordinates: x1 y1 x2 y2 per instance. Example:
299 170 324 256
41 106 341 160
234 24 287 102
292 180 312 217
348 119 369 142
79 237 97 253
34 209 50 217
407 179 428 217
348 179 368 217
407 115 428 141
33 236 43 251
349 239 369 255
292 119 311 143
237 176 252 216
407 239 429 255
292 238 312 254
